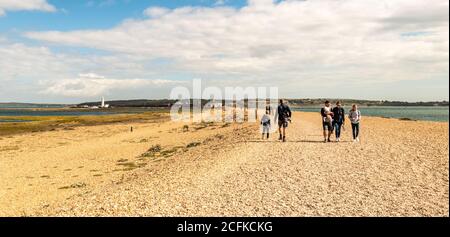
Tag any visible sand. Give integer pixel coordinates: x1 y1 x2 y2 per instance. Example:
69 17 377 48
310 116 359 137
0 112 448 216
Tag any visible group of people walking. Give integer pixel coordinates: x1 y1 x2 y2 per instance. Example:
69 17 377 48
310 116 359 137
320 100 361 143
260 99 362 143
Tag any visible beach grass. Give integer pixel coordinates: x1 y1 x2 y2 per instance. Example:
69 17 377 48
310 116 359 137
0 111 169 137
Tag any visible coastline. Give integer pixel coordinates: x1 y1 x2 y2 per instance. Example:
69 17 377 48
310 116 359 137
291 106 449 122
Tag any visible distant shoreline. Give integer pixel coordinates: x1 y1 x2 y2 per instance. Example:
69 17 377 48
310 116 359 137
1 98 449 109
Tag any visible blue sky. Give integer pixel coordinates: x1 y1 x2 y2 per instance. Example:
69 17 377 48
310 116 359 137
0 1 247 31
0 0 448 103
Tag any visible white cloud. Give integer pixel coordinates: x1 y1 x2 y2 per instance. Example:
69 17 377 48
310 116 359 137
0 0 56 15
143 7 170 18
0 35 8 43
0 43 72 81
40 74 181 97
78 73 106 79
214 0 227 6
4 0 449 101
25 0 449 86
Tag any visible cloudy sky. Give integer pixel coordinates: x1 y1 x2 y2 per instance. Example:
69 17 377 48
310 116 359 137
0 0 448 103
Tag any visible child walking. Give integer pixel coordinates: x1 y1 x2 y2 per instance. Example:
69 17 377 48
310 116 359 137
261 111 271 139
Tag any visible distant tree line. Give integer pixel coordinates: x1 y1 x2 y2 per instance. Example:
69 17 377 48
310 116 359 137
75 99 449 108
286 99 449 107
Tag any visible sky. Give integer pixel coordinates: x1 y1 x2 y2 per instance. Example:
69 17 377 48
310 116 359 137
0 0 448 103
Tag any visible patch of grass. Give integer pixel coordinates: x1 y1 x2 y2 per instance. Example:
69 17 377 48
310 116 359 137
160 147 179 157
148 144 162 153
140 144 186 160
58 182 86 190
0 146 20 152
0 110 170 137
204 134 225 143
187 142 201 148
141 144 162 158
399 117 416 121
193 121 216 131
116 162 147 171
215 134 225 139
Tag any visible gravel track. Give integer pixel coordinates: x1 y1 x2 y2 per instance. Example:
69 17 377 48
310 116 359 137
33 112 449 217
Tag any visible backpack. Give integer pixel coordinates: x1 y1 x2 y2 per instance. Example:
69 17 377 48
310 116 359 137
278 105 290 119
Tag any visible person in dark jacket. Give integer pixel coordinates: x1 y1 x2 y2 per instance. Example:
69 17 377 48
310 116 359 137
332 101 345 142
275 99 292 142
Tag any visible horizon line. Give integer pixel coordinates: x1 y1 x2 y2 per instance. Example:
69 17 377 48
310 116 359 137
1 98 449 105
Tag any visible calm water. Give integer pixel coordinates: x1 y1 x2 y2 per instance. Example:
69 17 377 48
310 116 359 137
1 106 448 122
0 109 115 123
293 106 449 122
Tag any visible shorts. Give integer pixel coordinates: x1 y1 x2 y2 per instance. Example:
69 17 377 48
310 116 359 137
278 118 289 128
322 121 333 131
262 126 270 134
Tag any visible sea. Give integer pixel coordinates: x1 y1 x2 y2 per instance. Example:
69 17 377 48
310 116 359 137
0 104 448 122
293 106 449 122
0 104 115 123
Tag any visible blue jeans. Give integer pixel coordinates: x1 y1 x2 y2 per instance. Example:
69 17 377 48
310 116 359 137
351 123 360 139
334 122 343 139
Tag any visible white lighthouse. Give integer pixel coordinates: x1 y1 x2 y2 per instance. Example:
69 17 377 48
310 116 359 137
100 97 109 108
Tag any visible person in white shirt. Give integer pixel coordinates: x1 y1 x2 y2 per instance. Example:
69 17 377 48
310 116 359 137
348 104 362 142
260 110 271 139
320 100 334 143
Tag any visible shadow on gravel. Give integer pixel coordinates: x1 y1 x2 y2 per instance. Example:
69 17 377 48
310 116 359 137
247 140 353 143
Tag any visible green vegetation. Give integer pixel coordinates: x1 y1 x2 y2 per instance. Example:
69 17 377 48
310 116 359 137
0 145 20 151
193 121 217 131
286 99 449 107
141 144 162 158
115 161 147 171
187 142 201 148
221 123 230 128
58 182 87 190
140 144 186 159
0 111 169 137
399 117 416 121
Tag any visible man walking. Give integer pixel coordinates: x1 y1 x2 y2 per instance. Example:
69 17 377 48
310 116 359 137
275 99 292 142
321 100 333 143
332 101 345 142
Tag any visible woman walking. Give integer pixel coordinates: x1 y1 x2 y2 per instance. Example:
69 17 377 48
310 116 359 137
348 104 361 142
